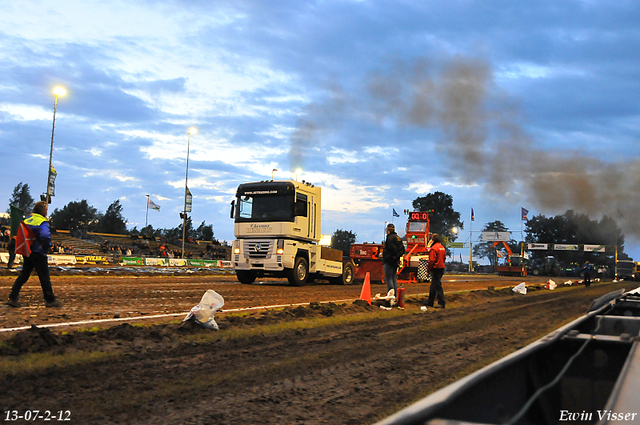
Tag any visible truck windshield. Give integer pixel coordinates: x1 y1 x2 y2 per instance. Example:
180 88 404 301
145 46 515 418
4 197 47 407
236 194 294 222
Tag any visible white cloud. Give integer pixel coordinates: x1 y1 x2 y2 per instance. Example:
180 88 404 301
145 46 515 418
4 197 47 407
326 148 365 165
83 170 135 183
406 181 435 194
0 103 51 121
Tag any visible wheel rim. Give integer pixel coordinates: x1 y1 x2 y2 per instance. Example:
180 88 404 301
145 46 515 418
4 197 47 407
344 266 353 283
296 261 307 281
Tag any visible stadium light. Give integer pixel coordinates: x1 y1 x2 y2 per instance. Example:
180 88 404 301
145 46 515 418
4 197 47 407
44 86 66 204
182 127 197 259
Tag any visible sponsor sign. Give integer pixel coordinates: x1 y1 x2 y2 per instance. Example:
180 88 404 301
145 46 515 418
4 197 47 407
449 242 465 248
76 255 108 265
584 244 606 252
122 257 145 266
145 258 168 266
554 244 578 251
0 253 22 264
169 258 188 267
482 231 511 242
528 243 548 250
48 255 77 265
220 261 233 268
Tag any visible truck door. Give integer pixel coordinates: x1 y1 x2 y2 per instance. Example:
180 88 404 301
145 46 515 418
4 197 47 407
295 193 309 239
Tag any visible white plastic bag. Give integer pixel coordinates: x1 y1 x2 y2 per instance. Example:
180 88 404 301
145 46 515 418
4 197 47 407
184 290 225 330
545 280 557 290
512 282 527 295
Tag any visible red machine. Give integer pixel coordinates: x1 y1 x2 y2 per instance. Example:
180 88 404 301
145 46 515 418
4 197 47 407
492 241 527 277
343 211 432 285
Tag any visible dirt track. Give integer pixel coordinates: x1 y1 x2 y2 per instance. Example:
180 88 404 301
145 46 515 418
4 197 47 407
1 273 636 424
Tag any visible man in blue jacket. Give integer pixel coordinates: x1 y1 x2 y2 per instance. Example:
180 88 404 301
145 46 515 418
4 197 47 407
6 201 62 308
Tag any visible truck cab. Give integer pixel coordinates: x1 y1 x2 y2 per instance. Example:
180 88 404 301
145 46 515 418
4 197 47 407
230 180 343 285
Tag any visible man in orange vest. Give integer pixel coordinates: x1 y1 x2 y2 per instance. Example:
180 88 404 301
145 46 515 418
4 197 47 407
426 233 446 309
6 201 62 308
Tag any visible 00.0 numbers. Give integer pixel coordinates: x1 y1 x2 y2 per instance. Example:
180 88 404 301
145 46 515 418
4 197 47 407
4 410 71 421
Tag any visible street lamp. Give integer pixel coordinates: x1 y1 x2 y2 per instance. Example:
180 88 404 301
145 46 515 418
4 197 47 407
451 227 459 262
182 127 197 259
44 86 66 203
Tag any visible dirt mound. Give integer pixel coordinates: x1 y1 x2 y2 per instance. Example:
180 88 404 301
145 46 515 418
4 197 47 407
7 325 63 353
0 287 529 356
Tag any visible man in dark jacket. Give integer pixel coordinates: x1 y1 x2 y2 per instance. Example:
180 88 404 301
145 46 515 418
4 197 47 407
426 233 446 308
382 223 405 299
6 201 62 308
582 261 594 287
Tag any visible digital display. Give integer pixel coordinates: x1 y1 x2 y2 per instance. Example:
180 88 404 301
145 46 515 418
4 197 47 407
409 212 430 221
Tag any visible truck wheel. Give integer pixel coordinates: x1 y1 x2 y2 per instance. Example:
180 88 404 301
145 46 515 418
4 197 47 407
532 269 540 276
287 257 309 286
342 262 355 285
236 270 257 284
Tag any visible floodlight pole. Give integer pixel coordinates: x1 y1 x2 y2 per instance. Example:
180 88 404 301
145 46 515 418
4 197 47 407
182 128 196 259
46 90 63 203
145 195 150 228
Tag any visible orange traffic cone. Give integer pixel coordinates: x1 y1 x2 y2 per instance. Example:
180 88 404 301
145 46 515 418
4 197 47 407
359 272 371 304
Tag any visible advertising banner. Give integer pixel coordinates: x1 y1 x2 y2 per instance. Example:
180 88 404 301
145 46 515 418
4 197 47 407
145 258 168 266
449 242 465 248
188 259 219 267
220 261 233 268
0 253 23 264
482 231 511 242
169 258 188 267
554 244 579 251
528 243 548 250
48 255 77 265
75 255 108 265
584 245 606 252
122 257 145 266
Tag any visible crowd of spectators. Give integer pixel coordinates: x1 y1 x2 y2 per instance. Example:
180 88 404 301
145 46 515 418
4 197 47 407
51 241 75 254
0 226 10 250
102 240 133 257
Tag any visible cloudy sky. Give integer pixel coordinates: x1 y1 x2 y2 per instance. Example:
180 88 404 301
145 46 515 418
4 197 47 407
1 0 639 261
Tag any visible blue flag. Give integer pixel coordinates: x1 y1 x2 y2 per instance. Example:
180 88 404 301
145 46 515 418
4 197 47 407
392 208 399 217
521 207 529 220
471 208 475 222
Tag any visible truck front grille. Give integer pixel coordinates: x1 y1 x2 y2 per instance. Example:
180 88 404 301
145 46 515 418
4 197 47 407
244 240 273 259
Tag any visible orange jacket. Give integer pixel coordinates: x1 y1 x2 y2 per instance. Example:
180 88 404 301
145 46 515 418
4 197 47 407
427 242 446 270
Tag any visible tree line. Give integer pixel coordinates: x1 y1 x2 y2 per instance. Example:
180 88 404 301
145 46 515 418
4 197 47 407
3 182 215 242
5 182 628 264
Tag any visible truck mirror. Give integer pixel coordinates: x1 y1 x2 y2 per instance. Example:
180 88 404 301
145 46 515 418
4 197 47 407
230 200 235 219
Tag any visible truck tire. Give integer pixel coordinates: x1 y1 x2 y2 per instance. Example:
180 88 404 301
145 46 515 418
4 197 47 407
236 270 257 284
342 262 355 285
532 269 540 276
287 257 309 286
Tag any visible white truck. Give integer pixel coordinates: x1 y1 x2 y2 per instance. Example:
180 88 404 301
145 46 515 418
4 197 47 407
230 180 344 285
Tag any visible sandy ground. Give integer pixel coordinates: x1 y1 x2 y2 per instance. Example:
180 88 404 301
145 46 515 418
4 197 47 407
1 270 635 424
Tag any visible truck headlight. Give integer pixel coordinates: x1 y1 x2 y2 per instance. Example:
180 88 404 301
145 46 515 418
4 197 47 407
234 248 240 254
277 239 284 255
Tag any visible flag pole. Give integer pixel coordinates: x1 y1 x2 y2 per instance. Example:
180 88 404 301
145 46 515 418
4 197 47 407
145 195 150 228
469 208 473 272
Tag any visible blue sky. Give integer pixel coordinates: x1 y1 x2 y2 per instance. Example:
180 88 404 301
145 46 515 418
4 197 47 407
1 0 639 261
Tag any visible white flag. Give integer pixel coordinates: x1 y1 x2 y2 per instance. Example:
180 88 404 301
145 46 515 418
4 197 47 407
148 197 161 211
